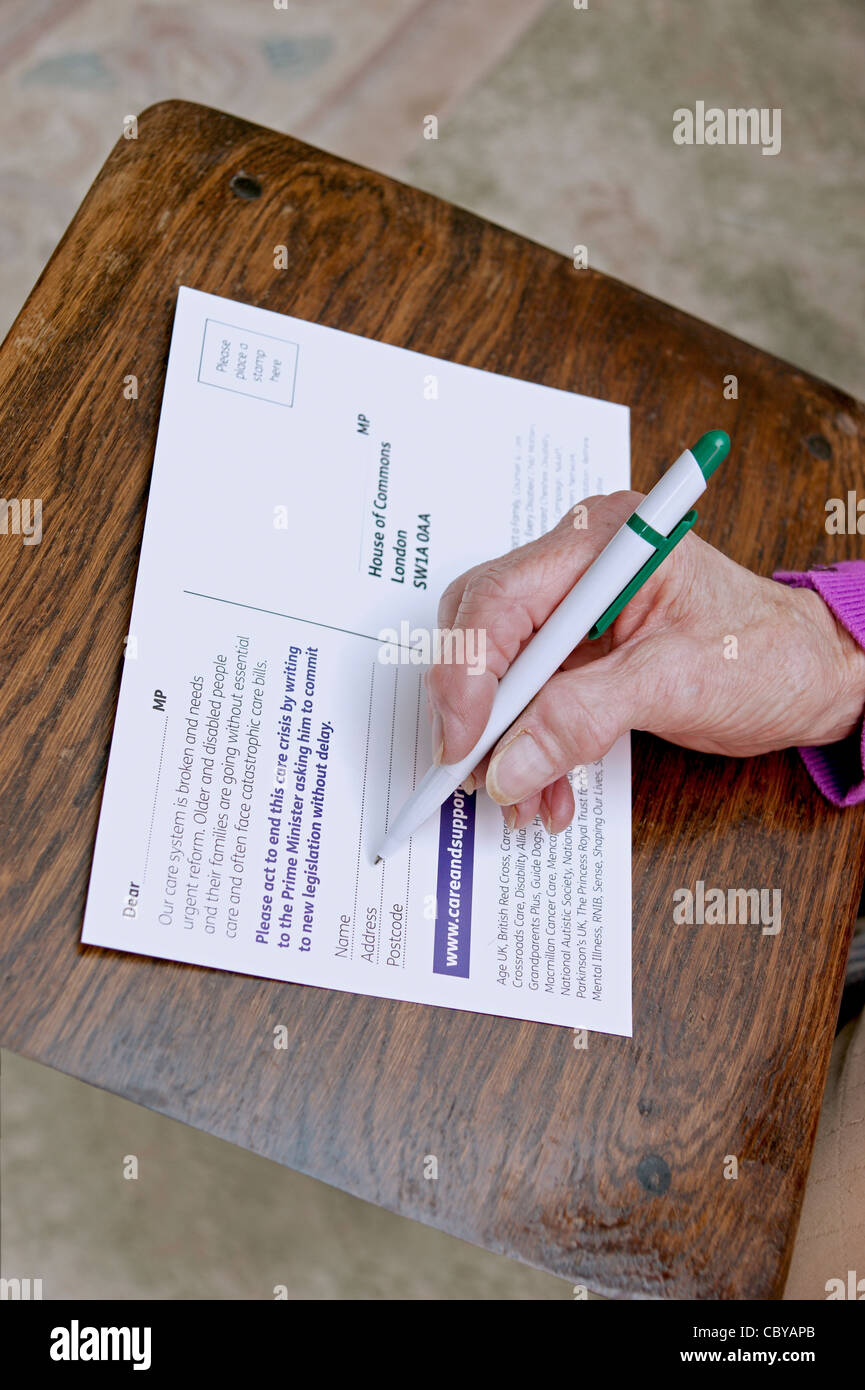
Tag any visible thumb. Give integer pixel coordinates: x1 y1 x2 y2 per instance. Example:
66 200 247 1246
485 636 670 805
427 491 643 764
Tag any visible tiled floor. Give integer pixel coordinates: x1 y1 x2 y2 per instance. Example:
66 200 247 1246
2 0 863 1298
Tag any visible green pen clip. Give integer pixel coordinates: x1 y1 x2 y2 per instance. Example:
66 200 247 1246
587 508 698 640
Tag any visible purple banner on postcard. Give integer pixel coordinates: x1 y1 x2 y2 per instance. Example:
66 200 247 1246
432 788 476 978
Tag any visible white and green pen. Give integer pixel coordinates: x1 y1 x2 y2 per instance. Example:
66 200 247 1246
373 430 730 863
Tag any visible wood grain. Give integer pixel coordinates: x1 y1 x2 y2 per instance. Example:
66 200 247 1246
1 100 864 1299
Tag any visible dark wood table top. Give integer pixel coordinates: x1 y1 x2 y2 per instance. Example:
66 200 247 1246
2 100 864 1299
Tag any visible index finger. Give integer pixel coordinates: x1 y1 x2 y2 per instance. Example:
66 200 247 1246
427 490 642 763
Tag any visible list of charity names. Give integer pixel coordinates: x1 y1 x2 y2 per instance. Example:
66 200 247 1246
493 763 609 1005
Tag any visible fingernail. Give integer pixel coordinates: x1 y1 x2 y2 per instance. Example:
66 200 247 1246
431 710 444 765
503 805 517 830
541 807 553 833
488 732 553 804
461 773 476 795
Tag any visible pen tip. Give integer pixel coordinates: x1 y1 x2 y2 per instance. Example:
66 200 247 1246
374 855 383 865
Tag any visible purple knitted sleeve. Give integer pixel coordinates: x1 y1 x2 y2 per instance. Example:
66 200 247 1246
772 559 865 807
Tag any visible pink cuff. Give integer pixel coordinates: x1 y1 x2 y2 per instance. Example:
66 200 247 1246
772 560 865 807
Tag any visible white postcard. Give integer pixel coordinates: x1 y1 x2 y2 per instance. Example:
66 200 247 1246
81 287 632 1034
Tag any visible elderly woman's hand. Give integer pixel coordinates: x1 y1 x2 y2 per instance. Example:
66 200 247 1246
425 491 865 833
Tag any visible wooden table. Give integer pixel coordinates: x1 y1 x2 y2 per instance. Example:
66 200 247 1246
2 100 864 1300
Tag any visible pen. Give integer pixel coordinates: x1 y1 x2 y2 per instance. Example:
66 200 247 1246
373 429 730 862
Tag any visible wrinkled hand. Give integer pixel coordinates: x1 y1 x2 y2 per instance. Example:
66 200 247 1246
426 491 865 833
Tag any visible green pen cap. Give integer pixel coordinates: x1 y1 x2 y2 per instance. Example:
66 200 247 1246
691 429 730 480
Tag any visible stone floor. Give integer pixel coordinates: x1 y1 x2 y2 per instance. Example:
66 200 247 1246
2 0 863 1299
